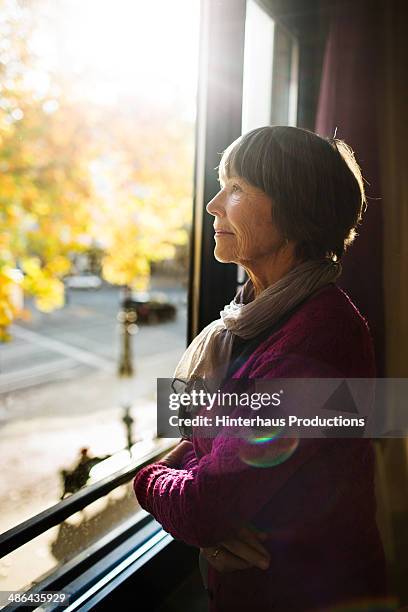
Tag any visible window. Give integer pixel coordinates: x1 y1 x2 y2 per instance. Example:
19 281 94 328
242 0 275 132
242 0 299 133
0 0 199 593
238 0 299 284
0 0 301 603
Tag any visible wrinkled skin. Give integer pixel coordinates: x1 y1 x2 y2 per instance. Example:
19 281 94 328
206 175 300 295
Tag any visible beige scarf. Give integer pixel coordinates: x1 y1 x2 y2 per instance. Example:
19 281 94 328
172 258 342 393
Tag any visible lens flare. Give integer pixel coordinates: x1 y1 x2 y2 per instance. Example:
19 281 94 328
238 427 299 467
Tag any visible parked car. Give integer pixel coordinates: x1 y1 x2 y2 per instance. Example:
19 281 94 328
125 291 177 324
64 272 103 290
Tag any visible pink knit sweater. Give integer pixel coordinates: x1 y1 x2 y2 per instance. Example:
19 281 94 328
133 284 388 611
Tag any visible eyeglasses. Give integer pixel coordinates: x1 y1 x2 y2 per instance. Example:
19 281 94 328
170 376 210 441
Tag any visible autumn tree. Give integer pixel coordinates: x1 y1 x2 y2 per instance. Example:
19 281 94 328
0 0 95 340
89 101 193 291
0 0 194 342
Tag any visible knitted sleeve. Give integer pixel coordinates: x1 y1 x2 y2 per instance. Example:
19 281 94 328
178 447 199 471
133 318 374 550
132 350 341 549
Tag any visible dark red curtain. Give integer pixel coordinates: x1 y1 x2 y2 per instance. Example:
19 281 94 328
315 0 385 376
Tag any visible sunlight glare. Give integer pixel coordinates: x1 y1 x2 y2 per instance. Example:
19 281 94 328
30 0 200 117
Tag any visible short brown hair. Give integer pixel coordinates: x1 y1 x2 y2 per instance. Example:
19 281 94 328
217 125 367 262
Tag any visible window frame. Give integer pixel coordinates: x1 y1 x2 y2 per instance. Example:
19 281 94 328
187 0 247 343
0 445 174 558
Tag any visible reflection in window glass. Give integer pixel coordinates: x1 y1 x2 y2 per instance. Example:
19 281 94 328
0 480 149 592
0 0 200 588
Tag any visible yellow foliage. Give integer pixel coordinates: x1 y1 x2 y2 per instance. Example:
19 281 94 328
44 255 71 277
20 256 42 277
34 280 65 312
0 265 24 342
1 3 194 340
21 262 65 312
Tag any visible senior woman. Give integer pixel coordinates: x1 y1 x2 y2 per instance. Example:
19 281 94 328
133 126 388 611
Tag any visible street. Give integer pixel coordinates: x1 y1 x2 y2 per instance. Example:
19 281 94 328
0 282 187 393
0 280 188 590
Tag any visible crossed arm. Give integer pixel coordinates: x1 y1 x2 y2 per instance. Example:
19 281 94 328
133 434 327 572
157 439 270 572
134 352 348 571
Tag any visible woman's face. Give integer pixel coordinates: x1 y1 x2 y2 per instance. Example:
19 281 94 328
206 175 285 266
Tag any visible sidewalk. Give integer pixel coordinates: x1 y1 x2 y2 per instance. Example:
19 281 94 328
0 361 181 591
0 341 182 535
0 281 187 590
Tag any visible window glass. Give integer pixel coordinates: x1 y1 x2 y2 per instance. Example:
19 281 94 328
0 0 199 589
0 481 147 592
270 22 299 126
238 0 299 286
242 0 275 133
242 0 299 132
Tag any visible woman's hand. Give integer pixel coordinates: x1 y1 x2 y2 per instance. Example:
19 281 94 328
158 439 193 468
201 525 270 573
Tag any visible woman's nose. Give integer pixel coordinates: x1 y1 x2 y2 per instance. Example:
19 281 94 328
206 190 225 216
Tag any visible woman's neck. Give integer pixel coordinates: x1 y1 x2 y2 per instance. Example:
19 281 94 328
243 251 304 298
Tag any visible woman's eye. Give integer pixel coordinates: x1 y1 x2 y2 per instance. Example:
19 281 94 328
231 184 241 193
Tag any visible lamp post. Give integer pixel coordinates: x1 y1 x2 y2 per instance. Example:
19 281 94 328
117 284 139 449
